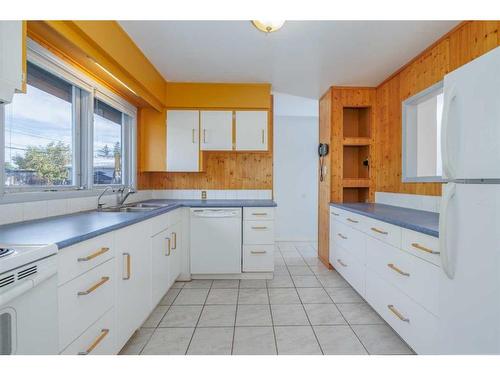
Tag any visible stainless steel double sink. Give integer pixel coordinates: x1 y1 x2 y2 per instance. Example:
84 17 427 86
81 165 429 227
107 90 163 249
99 202 173 213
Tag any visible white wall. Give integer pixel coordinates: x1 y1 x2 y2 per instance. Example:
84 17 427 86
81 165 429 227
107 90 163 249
273 92 319 242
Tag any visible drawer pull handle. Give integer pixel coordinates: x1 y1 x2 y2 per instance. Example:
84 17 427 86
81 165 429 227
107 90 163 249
331 211 340 216
337 233 347 240
123 253 131 280
252 213 267 216
77 277 110 296
387 263 410 277
387 305 410 322
165 237 171 256
252 226 268 230
337 259 348 267
77 247 110 262
261 129 265 144
371 227 388 235
411 242 440 255
172 232 177 250
347 218 359 223
78 329 110 355
251 250 267 254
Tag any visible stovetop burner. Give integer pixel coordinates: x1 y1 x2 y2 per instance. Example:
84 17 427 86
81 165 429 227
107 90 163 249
0 248 14 258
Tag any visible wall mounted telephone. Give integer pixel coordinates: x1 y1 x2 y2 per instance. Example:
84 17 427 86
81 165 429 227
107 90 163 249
318 143 329 182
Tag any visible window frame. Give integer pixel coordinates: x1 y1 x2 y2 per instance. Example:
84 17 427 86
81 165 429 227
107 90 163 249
0 39 137 198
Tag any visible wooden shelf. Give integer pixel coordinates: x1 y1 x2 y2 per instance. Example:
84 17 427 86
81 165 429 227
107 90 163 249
343 187 370 203
343 137 371 146
343 178 370 188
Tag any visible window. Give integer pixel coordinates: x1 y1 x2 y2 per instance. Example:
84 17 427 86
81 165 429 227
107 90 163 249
93 99 123 185
4 62 75 188
402 81 444 182
0 40 137 196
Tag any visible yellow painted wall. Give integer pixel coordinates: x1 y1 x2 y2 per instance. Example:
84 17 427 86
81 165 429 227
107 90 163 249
165 82 272 109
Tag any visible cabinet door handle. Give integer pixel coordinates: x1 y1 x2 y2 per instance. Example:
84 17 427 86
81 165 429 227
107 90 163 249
77 247 110 262
165 237 171 256
387 305 410 322
77 277 110 296
251 226 268 230
172 232 177 250
261 129 265 144
347 218 359 223
250 250 267 254
387 263 410 277
337 233 347 240
411 242 440 255
331 212 340 216
78 329 110 355
371 227 388 235
337 259 348 267
122 253 131 280
192 128 196 143
203 129 207 143
252 213 267 216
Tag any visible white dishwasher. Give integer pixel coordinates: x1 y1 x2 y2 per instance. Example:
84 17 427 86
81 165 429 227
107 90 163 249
190 208 242 274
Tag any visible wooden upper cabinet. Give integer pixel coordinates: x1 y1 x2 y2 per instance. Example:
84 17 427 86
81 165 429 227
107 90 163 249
166 110 200 172
200 110 233 151
235 110 268 151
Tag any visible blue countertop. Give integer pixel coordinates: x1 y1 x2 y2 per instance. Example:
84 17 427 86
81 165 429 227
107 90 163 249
0 199 276 249
330 202 439 237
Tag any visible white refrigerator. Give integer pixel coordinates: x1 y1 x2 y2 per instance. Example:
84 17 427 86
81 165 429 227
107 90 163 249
438 45 500 354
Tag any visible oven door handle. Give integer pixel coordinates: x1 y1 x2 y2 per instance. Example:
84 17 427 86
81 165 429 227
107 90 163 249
0 280 34 306
0 269 56 306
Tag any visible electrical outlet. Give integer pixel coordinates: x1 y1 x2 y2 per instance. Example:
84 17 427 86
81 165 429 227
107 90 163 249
201 190 207 200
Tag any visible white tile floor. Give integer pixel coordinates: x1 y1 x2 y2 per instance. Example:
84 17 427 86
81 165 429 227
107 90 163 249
120 241 413 355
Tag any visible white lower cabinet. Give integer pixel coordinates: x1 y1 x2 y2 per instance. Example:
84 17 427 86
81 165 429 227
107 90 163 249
242 207 274 272
151 228 172 307
329 206 440 354
57 209 186 354
61 308 116 355
168 222 182 285
115 221 153 350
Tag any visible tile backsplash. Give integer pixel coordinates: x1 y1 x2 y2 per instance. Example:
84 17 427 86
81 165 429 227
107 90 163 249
0 189 273 226
151 189 273 200
375 192 441 213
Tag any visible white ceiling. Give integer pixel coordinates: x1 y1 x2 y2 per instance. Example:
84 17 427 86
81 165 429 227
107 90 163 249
119 21 459 99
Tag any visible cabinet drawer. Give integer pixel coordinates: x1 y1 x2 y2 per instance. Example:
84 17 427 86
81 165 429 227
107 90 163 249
333 245 365 296
244 207 274 220
402 229 440 266
58 233 114 285
366 237 439 315
61 308 116 355
364 217 402 248
243 220 274 244
331 220 365 263
242 245 274 272
59 258 115 350
365 269 438 354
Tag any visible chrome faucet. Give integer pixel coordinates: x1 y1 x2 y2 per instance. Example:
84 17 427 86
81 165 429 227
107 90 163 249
117 186 136 206
97 186 114 210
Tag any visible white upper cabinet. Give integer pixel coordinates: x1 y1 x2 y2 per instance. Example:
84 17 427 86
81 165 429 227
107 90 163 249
0 21 23 103
200 110 233 150
166 110 200 172
235 110 268 151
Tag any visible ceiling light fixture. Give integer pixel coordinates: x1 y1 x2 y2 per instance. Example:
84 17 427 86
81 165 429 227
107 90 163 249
252 20 285 33
92 59 137 95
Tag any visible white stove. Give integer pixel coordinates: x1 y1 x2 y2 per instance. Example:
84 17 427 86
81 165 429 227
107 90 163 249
0 243 58 354
0 243 57 274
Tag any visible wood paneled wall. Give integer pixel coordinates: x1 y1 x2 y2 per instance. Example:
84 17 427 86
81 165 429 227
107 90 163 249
373 21 500 196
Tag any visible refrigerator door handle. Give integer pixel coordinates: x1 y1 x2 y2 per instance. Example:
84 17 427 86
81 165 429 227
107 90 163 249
441 85 457 180
439 182 456 279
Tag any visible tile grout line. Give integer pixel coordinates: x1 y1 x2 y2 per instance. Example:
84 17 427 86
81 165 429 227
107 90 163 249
265 280 279 355
292 243 324 355
184 280 213 355
231 283 241 355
